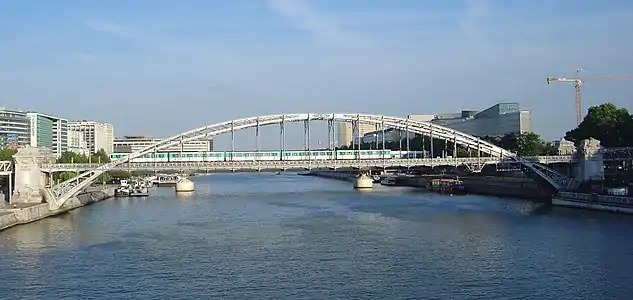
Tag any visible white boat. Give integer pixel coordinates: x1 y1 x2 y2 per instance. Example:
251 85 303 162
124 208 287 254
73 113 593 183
115 180 150 197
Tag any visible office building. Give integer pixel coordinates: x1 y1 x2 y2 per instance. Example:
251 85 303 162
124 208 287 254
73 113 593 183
0 107 30 148
26 112 68 156
358 103 531 145
68 121 115 154
337 122 378 148
407 114 435 122
429 103 532 137
361 128 404 144
113 136 213 153
68 130 89 156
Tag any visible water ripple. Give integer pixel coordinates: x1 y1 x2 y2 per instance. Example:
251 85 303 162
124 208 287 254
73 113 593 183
1 173 633 299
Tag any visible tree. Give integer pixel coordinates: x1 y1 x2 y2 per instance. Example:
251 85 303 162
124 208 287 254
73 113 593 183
479 132 550 156
565 103 633 147
54 150 112 184
0 148 17 160
57 151 89 164
90 149 111 164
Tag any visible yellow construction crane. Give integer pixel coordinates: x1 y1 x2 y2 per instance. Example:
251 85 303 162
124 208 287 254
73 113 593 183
546 69 633 126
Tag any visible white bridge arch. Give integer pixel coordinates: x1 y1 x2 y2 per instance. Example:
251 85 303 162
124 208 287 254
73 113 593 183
46 113 567 209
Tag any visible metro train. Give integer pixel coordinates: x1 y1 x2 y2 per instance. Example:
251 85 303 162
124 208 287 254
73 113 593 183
109 150 427 163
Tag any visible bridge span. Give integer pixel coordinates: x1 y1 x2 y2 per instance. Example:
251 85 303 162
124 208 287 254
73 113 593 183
41 156 577 172
6 113 589 210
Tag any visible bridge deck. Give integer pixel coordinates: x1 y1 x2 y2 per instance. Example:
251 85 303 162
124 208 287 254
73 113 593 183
38 156 580 172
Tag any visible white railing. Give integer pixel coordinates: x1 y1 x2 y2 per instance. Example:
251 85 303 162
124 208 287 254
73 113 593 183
40 155 578 171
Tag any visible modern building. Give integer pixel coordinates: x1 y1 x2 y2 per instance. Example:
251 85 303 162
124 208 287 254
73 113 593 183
113 136 213 153
68 130 89 156
0 107 30 148
68 121 115 154
361 128 403 144
337 123 378 148
407 114 435 122
429 103 532 137
26 112 68 156
357 103 532 146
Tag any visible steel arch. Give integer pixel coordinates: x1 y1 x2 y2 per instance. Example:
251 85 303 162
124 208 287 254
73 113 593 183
120 113 515 159
48 113 517 208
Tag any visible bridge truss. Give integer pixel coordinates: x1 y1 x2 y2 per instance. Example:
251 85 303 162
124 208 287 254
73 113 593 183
46 113 570 208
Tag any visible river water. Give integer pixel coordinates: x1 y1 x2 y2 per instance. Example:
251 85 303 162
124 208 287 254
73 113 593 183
1 173 632 299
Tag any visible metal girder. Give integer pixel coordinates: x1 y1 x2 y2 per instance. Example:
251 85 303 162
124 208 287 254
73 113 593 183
0 161 12 174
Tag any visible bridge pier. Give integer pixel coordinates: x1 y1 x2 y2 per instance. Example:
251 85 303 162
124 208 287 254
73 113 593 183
10 147 57 205
573 138 604 182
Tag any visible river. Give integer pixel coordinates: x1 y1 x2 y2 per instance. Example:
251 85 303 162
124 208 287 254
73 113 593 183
1 173 632 299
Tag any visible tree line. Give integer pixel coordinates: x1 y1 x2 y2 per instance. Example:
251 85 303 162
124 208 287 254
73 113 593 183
54 149 113 182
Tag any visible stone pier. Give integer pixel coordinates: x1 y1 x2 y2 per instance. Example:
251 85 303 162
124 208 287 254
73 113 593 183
573 138 604 182
10 147 56 205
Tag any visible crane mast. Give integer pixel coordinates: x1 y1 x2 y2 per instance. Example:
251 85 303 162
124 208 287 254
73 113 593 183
546 69 633 126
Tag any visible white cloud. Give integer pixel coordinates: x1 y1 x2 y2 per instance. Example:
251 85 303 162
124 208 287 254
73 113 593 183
265 0 372 49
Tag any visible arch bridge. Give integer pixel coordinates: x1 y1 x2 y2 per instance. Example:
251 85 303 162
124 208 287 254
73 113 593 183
45 113 570 209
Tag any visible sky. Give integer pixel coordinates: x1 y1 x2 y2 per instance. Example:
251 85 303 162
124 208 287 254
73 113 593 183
1 0 632 150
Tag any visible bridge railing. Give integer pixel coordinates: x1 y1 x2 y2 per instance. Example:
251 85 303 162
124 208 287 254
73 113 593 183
40 156 577 170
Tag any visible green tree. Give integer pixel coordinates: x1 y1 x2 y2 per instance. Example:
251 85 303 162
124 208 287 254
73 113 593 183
90 149 110 164
565 103 633 147
54 150 112 183
514 132 548 156
56 171 78 182
57 151 89 163
479 132 550 156
0 148 17 160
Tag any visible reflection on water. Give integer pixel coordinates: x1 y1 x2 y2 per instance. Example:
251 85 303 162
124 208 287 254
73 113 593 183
1 173 632 299
176 191 195 201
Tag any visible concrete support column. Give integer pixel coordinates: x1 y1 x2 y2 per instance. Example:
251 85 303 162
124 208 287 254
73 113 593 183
10 147 56 204
574 138 604 182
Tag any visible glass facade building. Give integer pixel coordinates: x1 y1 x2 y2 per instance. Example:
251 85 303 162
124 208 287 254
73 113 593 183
431 103 532 137
0 108 30 148
27 112 68 156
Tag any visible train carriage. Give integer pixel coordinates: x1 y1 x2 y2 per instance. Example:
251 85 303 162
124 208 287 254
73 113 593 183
109 153 170 163
359 150 391 159
282 150 335 161
169 152 206 162
335 150 357 160
204 152 226 162
225 151 281 161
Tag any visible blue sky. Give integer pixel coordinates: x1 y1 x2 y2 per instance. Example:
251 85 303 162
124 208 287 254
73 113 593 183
1 0 632 149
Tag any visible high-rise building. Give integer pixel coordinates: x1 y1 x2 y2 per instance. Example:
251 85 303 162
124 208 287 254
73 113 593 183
113 136 213 153
359 103 532 145
337 122 377 148
68 130 89 156
0 107 30 148
52 118 68 156
27 112 54 149
26 112 69 157
68 121 115 154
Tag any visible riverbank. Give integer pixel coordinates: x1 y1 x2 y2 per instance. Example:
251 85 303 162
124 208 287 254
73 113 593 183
301 171 357 182
0 186 115 231
553 192 633 214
